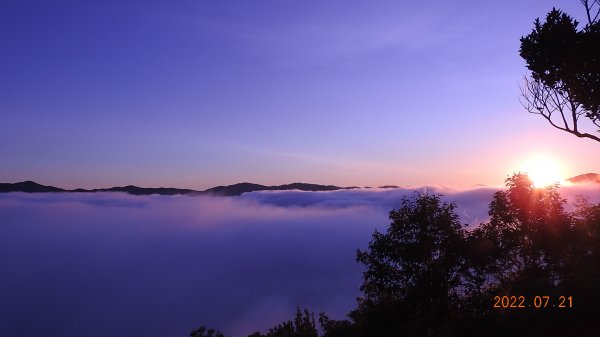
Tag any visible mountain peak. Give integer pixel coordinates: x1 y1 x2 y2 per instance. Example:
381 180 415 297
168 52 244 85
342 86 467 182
0 181 65 193
567 173 600 184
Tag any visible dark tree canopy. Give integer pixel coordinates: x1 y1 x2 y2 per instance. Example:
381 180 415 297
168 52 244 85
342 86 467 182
346 175 600 336
519 1 600 142
190 325 225 337
247 308 318 337
352 194 469 336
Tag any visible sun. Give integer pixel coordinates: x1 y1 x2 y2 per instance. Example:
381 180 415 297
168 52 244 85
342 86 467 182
520 155 564 188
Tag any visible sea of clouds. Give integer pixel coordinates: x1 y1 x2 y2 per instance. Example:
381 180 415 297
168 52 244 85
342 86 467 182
1 184 599 337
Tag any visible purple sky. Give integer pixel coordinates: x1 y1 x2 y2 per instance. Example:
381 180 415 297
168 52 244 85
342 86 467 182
1 0 596 189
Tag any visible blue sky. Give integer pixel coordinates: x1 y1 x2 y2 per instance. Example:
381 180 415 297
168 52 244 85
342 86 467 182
1 0 595 189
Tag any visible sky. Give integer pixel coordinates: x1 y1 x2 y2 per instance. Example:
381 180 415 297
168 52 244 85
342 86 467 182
1 0 597 190
2 184 599 337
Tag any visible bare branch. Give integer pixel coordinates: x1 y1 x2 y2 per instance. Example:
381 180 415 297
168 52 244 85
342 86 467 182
581 0 600 24
591 0 600 22
582 0 593 24
520 76 600 143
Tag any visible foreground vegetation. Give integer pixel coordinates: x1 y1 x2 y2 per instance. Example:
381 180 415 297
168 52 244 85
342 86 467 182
192 173 600 337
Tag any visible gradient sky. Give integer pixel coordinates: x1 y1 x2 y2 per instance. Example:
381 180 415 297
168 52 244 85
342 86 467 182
1 0 596 190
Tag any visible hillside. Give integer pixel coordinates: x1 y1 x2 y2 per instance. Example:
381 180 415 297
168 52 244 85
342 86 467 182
567 173 600 184
0 181 353 196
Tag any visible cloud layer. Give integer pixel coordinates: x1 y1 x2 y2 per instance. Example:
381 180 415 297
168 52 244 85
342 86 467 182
1 184 598 337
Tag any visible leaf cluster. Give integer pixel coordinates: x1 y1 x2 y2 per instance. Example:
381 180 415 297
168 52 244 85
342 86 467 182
520 6 600 119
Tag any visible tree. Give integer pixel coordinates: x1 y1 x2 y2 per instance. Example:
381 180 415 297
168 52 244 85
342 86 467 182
519 1 600 142
318 313 357 337
190 326 226 337
247 307 318 337
564 196 600 312
464 173 600 336
353 193 469 336
472 174 571 293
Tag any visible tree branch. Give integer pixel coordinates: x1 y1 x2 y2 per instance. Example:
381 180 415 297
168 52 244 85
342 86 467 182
520 76 600 143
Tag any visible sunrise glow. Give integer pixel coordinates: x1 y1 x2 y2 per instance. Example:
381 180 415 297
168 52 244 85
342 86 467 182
520 155 564 188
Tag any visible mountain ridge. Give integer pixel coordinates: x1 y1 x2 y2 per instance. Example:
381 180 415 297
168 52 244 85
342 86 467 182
3 173 597 197
0 180 358 197
566 173 600 184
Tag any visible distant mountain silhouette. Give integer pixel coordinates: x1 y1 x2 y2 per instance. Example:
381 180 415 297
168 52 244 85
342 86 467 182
204 183 271 196
0 181 65 193
378 185 400 189
0 181 357 196
92 186 198 196
567 173 600 184
204 182 353 196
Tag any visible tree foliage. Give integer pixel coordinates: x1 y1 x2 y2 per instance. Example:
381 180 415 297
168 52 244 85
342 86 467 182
344 174 598 336
190 325 225 337
247 308 318 337
519 1 600 142
352 193 468 336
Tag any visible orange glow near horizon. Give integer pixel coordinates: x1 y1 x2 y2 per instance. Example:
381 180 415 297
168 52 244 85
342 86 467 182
519 155 565 188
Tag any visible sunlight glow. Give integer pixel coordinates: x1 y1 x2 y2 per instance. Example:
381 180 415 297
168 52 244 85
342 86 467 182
520 155 564 188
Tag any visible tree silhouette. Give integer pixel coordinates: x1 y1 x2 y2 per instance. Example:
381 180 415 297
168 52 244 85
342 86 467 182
190 325 226 337
247 307 318 337
469 174 572 306
463 174 600 336
519 1 600 142
318 312 356 337
353 193 470 336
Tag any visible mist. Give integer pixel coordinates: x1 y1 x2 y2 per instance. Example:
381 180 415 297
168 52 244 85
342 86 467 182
1 183 598 337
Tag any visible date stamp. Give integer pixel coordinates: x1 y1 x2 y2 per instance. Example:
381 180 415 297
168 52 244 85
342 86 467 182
493 295 573 309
